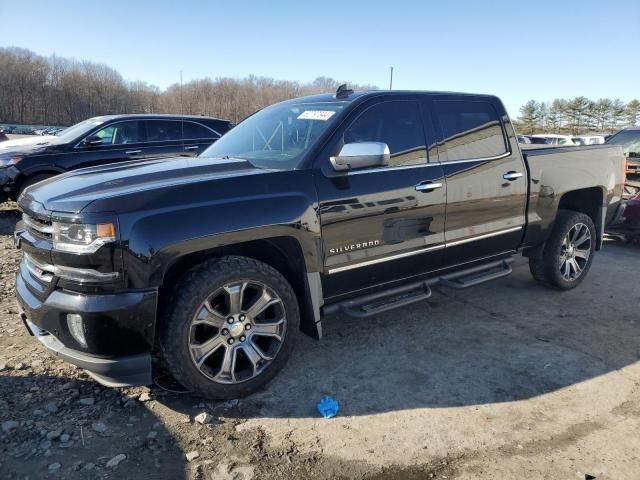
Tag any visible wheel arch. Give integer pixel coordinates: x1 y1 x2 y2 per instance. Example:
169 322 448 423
158 236 323 340
556 186 606 249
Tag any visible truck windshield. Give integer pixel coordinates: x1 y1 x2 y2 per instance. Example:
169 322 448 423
606 130 640 157
200 100 348 169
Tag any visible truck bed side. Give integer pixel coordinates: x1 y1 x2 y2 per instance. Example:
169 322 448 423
521 145 625 249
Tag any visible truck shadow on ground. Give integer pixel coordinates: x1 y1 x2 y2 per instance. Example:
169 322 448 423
160 241 640 420
0 374 186 479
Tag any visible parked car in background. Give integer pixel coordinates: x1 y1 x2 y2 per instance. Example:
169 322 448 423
0 114 233 200
517 135 548 146
531 134 579 146
606 126 640 174
13 89 626 398
622 192 640 243
573 135 606 146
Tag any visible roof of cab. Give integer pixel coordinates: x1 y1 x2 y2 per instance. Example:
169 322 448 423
287 90 498 104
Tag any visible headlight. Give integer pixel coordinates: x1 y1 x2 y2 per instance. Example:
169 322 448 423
0 155 22 167
53 221 116 253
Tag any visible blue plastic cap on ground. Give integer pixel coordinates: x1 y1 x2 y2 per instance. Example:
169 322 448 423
316 396 339 419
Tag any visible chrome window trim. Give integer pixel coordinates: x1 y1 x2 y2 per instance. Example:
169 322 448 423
326 225 523 274
439 151 511 165
343 151 512 175
347 162 438 175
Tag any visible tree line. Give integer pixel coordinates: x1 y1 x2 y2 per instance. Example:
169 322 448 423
516 97 640 135
0 47 376 126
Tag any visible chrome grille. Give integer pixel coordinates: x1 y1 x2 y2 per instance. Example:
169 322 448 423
23 253 54 283
22 213 52 239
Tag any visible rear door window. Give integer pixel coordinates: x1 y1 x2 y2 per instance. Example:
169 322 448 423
435 100 507 161
146 120 182 142
183 121 217 140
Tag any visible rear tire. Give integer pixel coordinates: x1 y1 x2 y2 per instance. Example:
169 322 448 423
159 256 299 399
528 210 596 290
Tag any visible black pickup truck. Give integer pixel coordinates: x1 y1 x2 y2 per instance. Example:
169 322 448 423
14 88 626 399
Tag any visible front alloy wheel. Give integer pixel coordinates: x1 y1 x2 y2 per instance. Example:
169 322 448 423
160 256 299 399
189 281 286 384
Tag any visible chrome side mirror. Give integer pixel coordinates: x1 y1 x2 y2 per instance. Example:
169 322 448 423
330 142 390 171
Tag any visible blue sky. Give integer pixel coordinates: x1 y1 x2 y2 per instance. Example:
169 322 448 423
1 0 638 116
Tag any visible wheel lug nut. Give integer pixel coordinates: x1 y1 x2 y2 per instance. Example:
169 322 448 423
221 328 229 336
240 335 246 342
227 338 235 345
245 324 251 330
239 314 246 321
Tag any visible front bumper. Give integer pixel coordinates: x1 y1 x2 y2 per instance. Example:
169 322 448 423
16 266 157 387
21 316 151 387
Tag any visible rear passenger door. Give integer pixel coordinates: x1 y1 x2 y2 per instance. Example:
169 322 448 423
430 98 527 266
182 121 220 156
142 120 183 159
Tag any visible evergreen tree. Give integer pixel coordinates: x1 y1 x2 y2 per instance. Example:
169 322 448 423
518 100 539 134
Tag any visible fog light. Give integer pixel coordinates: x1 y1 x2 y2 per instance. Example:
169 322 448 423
67 314 87 348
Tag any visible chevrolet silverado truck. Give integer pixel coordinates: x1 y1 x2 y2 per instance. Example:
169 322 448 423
14 88 626 399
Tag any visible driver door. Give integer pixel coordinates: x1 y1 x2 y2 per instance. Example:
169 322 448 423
71 120 145 170
315 98 446 299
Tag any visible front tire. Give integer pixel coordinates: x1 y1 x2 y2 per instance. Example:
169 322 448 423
160 256 299 399
528 210 596 290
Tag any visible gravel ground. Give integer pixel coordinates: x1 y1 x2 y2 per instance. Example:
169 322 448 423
1 199 639 479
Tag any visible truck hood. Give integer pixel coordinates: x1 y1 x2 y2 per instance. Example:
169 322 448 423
21 156 267 213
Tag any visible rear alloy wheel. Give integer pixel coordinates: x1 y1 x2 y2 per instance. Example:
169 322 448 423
160 256 299 399
528 210 596 290
558 223 591 282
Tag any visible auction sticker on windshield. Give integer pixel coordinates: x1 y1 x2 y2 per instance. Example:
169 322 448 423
297 110 336 121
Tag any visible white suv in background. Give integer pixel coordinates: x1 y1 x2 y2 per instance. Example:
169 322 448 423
531 134 579 146
573 135 607 145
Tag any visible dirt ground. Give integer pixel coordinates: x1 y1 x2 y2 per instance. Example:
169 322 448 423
1 200 639 480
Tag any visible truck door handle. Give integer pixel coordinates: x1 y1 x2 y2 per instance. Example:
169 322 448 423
184 145 199 151
415 181 443 192
125 150 142 155
502 171 523 181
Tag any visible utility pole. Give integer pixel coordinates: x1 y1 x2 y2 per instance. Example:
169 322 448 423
389 67 393 90
179 70 183 115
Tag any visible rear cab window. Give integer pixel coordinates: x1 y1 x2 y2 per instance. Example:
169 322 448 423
434 100 508 161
